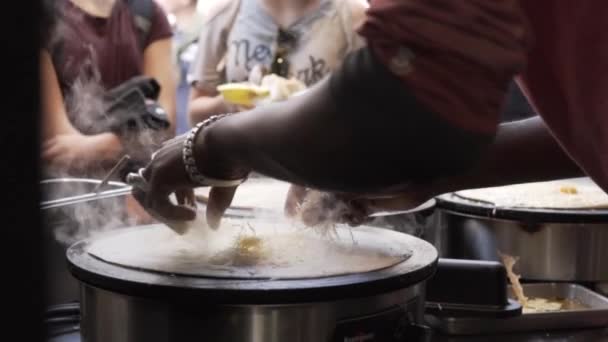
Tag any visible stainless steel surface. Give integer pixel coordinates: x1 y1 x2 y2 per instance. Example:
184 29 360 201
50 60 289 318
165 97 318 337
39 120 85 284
426 283 608 336
41 178 132 210
79 283 425 342
429 328 608 342
425 209 608 281
41 187 133 210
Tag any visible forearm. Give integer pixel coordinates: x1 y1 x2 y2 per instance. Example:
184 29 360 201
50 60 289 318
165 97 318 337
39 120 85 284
201 48 494 194
94 132 123 160
143 39 177 136
188 94 233 126
40 50 78 140
43 113 78 140
427 116 584 195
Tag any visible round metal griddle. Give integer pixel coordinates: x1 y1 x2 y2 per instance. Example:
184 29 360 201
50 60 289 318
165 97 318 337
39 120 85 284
436 193 608 224
67 225 437 305
429 183 608 282
85 224 416 279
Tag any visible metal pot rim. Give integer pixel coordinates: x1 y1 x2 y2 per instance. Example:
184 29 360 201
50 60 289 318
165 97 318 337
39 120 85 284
41 177 128 188
436 193 608 223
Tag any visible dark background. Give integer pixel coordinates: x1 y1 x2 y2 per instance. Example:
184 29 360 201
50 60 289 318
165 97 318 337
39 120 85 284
1 0 43 339
502 81 536 122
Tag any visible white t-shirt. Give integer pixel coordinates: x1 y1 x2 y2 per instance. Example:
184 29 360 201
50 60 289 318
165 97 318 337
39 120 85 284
188 0 368 92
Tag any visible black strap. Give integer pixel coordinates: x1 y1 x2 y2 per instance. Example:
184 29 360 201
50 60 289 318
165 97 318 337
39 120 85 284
126 0 154 50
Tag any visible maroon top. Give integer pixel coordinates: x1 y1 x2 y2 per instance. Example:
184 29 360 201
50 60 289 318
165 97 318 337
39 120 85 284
515 1 608 195
358 0 608 192
358 0 531 135
50 0 172 94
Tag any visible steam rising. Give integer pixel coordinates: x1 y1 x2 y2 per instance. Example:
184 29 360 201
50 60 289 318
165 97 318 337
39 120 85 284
41 59 137 246
42 0 165 246
292 189 424 237
43 65 161 245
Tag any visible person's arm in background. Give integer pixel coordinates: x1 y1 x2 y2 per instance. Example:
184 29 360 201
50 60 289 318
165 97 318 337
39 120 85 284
188 87 236 125
142 2 180 136
187 0 241 126
40 50 78 139
143 37 177 136
40 50 123 169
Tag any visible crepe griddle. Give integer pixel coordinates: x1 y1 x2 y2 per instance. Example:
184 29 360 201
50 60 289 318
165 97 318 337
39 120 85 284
438 177 608 223
85 219 417 280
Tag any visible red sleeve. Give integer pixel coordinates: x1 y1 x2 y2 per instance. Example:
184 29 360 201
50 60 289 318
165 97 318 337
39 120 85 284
516 1 608 192
145 1 173 47
357 0 531 135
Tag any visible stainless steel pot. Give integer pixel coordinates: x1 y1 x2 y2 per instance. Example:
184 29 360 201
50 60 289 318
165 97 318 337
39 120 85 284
67 224 438 342
424 193 608 282
41 178 131 306
79 284 426 342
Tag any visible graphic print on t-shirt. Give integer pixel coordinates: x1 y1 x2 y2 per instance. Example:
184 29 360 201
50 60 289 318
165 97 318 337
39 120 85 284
228 38 330 85
223 0 348 86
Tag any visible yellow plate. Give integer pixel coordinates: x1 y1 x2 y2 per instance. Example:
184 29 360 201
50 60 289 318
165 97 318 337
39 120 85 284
217 83 270 107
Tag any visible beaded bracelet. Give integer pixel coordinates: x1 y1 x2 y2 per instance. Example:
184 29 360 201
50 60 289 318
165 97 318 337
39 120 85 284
182 114 246 187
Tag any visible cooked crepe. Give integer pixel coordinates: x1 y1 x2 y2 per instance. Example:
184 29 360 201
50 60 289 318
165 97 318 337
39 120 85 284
259 74 306 102
454 177 608 209
523 298 563 313
86 217 413 279
501 253 588 314
501 253 528 306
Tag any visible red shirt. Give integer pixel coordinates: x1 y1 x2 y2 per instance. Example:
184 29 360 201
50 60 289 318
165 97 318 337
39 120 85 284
50 0 172 93
359 0 608 192
516 1 608 194
358 0 531 135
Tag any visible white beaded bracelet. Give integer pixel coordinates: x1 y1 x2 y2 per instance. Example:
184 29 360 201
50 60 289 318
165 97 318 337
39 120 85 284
182 114 246 187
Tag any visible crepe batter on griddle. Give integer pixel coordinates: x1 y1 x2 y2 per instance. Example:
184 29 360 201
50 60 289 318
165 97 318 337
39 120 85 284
86 217 413 279
455 177 608 209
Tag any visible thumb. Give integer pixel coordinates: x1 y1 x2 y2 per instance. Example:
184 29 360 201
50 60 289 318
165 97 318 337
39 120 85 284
206 186 238 229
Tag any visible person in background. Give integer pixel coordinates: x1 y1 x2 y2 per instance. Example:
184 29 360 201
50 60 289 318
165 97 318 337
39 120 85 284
41 0 176 223
157 0 203 58
41 0 176 174
187 0 368 125
157 0 204 135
